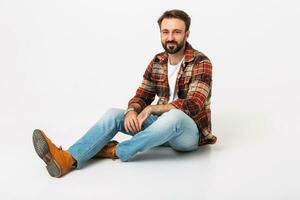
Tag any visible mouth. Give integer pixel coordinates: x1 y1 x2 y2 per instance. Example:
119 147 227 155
167 43 177 49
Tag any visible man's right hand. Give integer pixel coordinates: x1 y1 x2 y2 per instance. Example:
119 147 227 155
124 111 141 134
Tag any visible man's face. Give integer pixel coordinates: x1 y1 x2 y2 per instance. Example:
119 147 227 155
160 18 189 54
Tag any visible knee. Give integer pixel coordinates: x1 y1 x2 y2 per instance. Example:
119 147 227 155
166 108 184 115
161 109 186 127
164 109 187 120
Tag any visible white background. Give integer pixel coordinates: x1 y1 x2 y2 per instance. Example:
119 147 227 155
1 0 300 199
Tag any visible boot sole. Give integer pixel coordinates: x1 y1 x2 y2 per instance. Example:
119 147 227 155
32 129 62 177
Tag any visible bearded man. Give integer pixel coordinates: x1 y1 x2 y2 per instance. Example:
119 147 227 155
32 9 217 178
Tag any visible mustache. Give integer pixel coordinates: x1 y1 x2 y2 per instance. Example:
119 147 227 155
165 41 178 45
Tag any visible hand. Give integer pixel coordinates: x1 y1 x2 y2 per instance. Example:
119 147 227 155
137 106 152 130
124 111 140 134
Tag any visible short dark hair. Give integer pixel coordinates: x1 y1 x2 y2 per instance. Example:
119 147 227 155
157 9 191 31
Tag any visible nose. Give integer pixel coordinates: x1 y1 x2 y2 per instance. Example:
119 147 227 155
166 33 175 41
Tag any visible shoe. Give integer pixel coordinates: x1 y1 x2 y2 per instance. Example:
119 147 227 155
32 129 74 177
93 140 119 159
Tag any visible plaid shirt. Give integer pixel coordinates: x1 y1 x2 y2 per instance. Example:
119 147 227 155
128 42 217 146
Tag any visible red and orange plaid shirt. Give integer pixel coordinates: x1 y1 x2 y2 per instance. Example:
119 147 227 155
128 42 217 146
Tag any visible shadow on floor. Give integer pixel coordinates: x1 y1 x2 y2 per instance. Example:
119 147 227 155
81 145 212 170
131 145 212 162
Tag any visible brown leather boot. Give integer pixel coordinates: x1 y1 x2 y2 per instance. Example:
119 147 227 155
93 140 119 159
32 129 74 177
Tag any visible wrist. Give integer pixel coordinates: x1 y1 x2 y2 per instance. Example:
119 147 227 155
124 107 135 116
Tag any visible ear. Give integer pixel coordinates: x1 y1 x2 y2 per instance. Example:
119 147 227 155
185 30 190 39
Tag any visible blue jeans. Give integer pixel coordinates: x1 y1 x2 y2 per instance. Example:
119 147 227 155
68 108 200 168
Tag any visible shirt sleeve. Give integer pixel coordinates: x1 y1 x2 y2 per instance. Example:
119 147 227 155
170 59 212 117
128 59 156 111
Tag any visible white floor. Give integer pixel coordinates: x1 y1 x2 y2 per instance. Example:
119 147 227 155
1 98 300 199
1 1 300 199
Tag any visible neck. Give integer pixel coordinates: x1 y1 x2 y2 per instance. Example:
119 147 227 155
168 43 186 65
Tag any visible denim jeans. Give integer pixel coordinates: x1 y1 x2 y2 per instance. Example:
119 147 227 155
68 108 200 168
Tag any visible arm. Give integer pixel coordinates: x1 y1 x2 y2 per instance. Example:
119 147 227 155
127 59 156 114
145 104 175 116
124 58 156 134
136 104 175 130
127 103 143 114
148 104 175 115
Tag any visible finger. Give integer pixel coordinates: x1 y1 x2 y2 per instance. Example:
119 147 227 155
136 115 143 130
126 118 134 134
130 118 139 133
130 116 138 132
132 117 140 132
124 120 129 133
128 119 135 134
137 117 143 131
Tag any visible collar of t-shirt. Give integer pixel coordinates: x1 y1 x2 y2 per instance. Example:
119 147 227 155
167 57 184 102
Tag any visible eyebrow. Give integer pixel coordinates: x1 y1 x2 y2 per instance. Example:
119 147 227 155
161 29 183 32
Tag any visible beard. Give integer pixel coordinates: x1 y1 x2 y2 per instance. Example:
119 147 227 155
162 40 185 54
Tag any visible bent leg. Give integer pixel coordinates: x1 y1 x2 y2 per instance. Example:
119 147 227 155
68 108 126 168
116 109 200 161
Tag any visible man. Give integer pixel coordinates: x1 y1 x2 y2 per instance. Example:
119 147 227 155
32 9 217 178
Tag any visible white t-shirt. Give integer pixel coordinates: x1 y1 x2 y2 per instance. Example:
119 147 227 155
168 57 184 102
